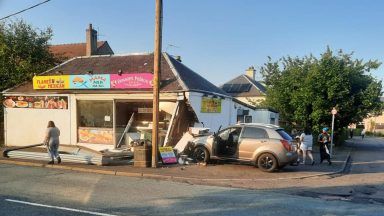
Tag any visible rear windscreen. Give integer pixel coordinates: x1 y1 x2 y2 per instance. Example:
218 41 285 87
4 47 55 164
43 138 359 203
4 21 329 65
276 129 293 141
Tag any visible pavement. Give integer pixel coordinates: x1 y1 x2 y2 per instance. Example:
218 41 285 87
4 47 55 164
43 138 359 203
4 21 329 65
0 143 351 188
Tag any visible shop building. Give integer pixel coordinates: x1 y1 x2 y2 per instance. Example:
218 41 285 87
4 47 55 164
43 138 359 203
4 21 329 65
3 52 253 151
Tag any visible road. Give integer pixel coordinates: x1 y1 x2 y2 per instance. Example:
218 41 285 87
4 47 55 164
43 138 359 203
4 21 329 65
0 137 383 216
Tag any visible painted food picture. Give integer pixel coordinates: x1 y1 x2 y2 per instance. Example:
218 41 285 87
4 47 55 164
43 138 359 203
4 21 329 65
2 96 68 109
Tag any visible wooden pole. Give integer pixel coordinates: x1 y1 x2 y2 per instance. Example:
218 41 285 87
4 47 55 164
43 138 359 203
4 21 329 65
152 0 162 168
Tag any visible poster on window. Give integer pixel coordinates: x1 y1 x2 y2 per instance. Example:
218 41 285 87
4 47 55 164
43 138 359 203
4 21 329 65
201 97 222 113
78 128 113 144
3 95 68 109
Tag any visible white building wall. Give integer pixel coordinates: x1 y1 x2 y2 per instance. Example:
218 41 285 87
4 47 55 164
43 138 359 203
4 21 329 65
187 92 238 131
4 95 71 147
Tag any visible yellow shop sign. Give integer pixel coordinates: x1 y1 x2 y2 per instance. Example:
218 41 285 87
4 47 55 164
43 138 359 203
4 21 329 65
33 75 70 89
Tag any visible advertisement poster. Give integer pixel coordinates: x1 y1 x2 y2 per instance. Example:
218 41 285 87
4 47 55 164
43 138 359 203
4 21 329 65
33 75 70 89
70 75 110 89
110 73 153 89
78 128 113 144
159 147 177 164
3 95 68 109
201 97 222 113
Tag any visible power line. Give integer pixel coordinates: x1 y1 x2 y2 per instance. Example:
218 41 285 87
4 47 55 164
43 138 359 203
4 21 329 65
0 0 51 21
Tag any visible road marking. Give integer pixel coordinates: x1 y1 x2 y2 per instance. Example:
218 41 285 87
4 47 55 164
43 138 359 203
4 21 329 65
5 199 118 216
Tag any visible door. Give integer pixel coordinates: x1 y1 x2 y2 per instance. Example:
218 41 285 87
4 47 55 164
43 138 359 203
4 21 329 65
213 126 242 158
238 126 269 160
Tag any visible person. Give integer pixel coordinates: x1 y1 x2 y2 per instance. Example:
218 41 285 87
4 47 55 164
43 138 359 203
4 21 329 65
318 127 332 165
44 121 61 164
299 128 314 165
361 128 366 139
349 128 354 139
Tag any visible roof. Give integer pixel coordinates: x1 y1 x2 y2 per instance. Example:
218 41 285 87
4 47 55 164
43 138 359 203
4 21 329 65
49 41 114 59
3 53 229 97
220 74 266 97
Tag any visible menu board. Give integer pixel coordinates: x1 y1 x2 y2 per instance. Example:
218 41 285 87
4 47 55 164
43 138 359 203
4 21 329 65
159 147 177 164
3 95 68 109
201 97 222 113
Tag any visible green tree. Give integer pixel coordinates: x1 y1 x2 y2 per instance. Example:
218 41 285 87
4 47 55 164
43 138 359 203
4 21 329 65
0 20 56 144
261 47 383 134
0 20 56 92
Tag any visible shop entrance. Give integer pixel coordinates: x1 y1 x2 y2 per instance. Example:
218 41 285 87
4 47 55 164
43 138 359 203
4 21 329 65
114 101 172 148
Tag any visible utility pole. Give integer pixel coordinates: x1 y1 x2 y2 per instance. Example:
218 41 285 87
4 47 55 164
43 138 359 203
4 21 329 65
152 0 162 168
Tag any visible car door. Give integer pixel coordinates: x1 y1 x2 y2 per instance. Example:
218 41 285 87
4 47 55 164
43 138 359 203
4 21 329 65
238 126 269 160
213 126 242 158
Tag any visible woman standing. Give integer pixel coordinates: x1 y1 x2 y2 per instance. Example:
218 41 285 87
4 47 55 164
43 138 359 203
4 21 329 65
44 121 61 164
318 127 332 165
299 128 314 165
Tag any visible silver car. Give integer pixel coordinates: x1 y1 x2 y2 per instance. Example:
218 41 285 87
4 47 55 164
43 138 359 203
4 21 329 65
192 123 298 172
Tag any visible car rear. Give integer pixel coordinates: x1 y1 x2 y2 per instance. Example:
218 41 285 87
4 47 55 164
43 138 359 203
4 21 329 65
274 128 298 166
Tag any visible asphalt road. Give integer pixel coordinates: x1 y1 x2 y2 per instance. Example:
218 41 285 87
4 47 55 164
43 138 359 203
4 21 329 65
0 137 383 216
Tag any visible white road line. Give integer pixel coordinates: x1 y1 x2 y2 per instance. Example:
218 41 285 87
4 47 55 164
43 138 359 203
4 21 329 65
5 199 118 216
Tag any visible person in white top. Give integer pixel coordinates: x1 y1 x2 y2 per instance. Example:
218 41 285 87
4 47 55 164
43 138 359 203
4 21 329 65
299 128 314 165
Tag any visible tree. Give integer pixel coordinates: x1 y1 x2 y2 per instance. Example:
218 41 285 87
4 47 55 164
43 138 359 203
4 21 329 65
260 47 383 134
0 20 56 92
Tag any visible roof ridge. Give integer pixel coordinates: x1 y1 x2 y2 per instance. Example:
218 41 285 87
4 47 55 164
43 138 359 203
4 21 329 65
49 41 107 47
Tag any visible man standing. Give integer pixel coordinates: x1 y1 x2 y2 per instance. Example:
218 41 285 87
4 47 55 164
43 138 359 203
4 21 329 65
318 127 332 165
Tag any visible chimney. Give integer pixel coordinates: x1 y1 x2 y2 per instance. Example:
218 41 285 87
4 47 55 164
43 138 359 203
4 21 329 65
245 66 255 80
86 24 98 56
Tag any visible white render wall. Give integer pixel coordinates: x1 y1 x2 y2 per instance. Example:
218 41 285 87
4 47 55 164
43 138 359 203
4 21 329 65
186 92 238 131
4 95 71 147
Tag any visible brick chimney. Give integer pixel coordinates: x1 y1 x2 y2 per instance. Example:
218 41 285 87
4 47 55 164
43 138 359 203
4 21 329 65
245 66 255 80
86 24 97 56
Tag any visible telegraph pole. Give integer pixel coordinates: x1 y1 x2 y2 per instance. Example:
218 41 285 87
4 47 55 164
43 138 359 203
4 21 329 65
152 0 162 168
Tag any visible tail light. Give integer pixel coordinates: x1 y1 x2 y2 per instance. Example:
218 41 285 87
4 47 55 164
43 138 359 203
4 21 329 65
280 139 291 151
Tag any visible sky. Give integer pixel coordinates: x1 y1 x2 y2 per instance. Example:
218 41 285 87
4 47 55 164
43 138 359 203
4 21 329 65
0 0 383 86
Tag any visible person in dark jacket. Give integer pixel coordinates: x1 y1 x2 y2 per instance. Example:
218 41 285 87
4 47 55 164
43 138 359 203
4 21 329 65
318 127 332 165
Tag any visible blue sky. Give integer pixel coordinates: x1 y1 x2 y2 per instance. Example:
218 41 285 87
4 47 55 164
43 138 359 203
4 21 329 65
0 0 383 86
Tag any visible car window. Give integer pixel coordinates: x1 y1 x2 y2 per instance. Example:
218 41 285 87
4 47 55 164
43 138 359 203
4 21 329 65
242 127 268 139
276 129 293 141
218 127 242 140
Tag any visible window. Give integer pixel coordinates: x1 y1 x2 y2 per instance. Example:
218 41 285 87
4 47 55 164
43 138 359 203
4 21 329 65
242 127 268 139
245 115 252 123
78 100 113 128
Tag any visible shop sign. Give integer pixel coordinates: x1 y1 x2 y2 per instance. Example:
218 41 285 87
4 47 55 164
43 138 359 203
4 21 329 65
33 75 70 89
201 97 222 113
159 147 177 164
110 73 153 89
78 128 113 144
70 75 110 89
3 95 68 109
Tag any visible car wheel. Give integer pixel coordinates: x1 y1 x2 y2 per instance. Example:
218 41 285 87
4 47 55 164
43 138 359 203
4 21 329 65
193 146 210 163
257 153 278 172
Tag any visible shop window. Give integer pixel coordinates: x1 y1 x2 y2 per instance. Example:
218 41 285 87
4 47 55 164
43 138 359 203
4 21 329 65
78 100 113 128
244 115 252 123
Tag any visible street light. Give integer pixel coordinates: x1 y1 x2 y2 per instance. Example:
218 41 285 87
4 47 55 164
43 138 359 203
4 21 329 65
330 107 337 158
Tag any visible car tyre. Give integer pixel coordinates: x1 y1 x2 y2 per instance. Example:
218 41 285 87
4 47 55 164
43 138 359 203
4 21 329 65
257 153 278 172
193 146 210 163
